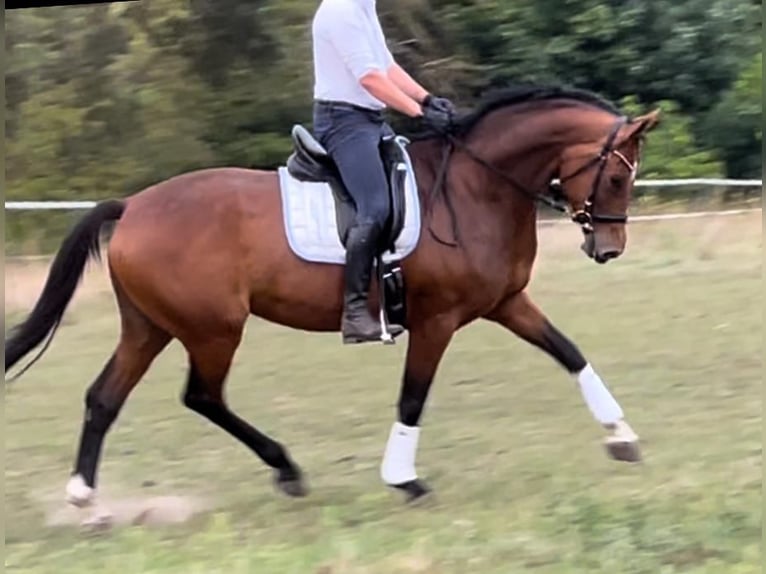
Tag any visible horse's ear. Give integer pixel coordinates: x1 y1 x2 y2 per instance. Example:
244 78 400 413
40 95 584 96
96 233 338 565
626 108 661 139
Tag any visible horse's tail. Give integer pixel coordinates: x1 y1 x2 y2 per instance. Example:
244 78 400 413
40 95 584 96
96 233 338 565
5 199 126 379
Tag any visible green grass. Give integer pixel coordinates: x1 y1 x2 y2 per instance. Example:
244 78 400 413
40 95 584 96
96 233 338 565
4 214 762 573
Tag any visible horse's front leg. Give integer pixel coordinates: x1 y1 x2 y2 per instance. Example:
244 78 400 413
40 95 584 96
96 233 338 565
486 291 641 462
380 315 456 502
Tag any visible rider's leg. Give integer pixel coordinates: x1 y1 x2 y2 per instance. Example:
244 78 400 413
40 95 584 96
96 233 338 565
313 105 403 343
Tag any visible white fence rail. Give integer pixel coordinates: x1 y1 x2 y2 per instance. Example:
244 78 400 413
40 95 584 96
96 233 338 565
6 201 100 210
4 178 761 211
537 207 760 226
633 178 761 187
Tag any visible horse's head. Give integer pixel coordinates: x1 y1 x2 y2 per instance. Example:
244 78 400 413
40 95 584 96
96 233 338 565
554 110 661 264
413 86 661 264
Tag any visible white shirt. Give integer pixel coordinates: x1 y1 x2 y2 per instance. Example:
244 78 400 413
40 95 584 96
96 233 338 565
312 0 395 110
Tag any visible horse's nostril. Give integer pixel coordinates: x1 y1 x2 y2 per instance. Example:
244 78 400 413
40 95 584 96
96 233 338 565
593 249 620 264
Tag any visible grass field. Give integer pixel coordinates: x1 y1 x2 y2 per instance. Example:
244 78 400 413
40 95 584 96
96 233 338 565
4 212 762 574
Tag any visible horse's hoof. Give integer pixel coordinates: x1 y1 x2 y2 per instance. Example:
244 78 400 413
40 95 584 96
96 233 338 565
604 420 642 463
390 479 432 504
278 478 308 497
65 474 94 508
274 469 308 498
605 438 642 462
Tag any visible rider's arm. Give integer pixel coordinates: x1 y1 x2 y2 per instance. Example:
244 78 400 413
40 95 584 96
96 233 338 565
386 63 430 104
359 71 423 117
321 2 423 118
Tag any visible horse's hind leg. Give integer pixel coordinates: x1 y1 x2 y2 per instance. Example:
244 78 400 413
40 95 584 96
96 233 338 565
65 288 171 518
182 335 306 497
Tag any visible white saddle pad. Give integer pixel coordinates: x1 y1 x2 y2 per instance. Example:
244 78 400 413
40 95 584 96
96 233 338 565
277 136 421 265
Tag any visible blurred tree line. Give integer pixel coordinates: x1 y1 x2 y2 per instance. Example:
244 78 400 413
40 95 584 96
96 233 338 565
5 0 762 210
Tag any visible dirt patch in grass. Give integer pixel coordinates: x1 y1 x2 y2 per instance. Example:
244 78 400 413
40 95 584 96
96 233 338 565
40 489 211 529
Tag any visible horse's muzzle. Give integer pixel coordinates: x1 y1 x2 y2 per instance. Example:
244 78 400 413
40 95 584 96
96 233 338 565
581 233 621 264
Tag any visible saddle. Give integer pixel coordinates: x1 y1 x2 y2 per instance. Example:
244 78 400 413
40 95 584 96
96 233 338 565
285 125 408 252
285 124 409 335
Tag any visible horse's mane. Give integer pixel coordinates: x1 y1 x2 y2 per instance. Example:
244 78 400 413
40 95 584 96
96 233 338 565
406 83 624 141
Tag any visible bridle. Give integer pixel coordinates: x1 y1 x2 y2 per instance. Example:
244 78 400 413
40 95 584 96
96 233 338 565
440 115 639 236
551 115 638 234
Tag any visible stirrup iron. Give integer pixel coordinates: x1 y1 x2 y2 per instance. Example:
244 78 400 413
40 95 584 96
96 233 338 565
378 307 395 345
377 256 396 345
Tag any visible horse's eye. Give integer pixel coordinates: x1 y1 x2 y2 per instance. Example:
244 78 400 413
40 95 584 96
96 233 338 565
610 174 625 189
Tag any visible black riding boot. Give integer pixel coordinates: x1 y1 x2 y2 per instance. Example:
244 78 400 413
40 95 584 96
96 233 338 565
342 221 404 344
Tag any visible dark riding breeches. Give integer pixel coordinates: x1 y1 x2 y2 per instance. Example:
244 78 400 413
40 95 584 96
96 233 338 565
312 101 394 229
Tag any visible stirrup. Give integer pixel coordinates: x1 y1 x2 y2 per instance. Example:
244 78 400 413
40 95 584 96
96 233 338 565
378 307 395 345
376 256 398 345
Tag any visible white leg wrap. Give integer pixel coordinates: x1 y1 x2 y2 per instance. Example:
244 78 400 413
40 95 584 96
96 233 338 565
65 474 95 507
380 421 420 485
576 363 624 425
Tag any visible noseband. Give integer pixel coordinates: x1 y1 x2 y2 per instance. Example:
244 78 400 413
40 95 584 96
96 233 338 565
443 115 638 235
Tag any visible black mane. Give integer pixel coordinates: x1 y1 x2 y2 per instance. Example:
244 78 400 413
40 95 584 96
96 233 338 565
406 83 624 141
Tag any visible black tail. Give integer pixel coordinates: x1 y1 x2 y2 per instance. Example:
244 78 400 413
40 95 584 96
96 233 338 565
5 200 126 378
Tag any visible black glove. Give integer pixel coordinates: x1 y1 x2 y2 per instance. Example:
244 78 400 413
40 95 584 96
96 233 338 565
423 94 457 115
421 103 453 133
421 94 456 133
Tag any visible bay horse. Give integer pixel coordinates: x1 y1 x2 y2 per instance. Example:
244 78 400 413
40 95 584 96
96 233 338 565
5 85 659 524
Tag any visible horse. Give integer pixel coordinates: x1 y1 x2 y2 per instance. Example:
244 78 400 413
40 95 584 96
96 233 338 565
5 85 659 525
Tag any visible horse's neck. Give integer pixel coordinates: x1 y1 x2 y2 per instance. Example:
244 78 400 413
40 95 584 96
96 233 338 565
407 105 614 260
407 135 539 266
466 105 611 188
457 105 618 225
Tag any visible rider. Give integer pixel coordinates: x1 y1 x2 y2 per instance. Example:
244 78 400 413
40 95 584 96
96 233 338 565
311 0 456 344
